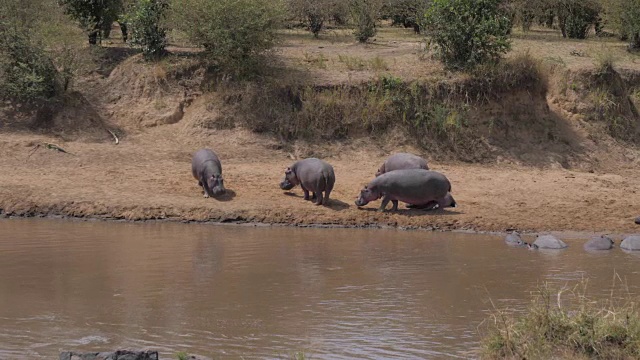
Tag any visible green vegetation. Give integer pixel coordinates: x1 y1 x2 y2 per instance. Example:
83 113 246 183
381 0 427 33
59 0 123 44
350 0 382 43
125 0 169 60
423 0 511 69
482 281 640 359
175 352 189 360
170 0 284 77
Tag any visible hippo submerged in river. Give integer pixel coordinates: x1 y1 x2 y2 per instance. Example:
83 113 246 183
191 148 226 198
376 153 429 177
355 169 456 212
280 158 335 206
583 235 614 251
532 235 568 249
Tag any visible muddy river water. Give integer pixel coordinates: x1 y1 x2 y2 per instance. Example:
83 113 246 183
0 219 639 359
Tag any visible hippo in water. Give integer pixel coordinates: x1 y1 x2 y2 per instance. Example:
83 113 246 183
280 158 335 206
583 235 614 251
621 235 640 251
375 153 429 177
505 232 526 247
532 235 568 249
191 148 226 198
355 169 456 212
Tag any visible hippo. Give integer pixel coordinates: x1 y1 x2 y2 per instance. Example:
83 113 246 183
191 148 225 198
635 216 640 225
583 235 614 251
620 235 640 251
532 235 568 249
355 169 456 212
279 158 335 206
505 232 526 247
375 153 429 177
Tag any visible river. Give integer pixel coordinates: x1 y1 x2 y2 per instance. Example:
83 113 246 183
0 219 638 359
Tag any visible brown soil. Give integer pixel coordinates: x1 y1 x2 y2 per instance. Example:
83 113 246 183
1 125 638 233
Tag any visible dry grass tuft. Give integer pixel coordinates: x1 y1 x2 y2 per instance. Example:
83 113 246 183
481 278 640 360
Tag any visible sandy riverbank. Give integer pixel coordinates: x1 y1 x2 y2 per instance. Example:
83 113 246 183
1 126 639 234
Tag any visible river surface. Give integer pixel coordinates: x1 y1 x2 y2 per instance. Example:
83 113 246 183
0 219 639 359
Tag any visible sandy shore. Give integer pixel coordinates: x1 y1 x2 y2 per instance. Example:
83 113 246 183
1 126 639 235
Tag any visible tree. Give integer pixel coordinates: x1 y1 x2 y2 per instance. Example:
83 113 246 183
423 0 511 69
288 0 332 37
556 0 601 39
125 0 169 59
59 0 122 45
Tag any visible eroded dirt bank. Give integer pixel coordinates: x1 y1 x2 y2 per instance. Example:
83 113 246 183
1 127 638 234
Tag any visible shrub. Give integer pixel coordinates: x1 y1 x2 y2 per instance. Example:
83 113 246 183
556 0 601 39
423 0 511 70
482 281 640 359
604 0 640 49
288 0 335 37
0 28 60 104
350 0 383 43
125 0 169 60
381 0 428 33
59 0 123 45
171 0 283 77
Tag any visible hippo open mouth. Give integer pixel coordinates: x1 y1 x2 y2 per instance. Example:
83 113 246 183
280 180 295 191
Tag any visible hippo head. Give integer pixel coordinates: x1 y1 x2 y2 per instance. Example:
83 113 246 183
208 174 226 196
355 185 381 207
374 164 385 177
279 167 298 191
442 193 457 208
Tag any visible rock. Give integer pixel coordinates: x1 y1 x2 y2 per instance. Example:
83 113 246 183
60 350 158 360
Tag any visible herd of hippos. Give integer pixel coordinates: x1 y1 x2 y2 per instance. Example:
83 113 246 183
192 148 640 251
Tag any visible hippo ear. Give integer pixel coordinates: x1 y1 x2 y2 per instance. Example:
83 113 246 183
364 185 368 189
285 167 292 174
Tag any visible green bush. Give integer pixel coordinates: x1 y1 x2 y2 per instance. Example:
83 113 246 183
171 0 283 77
350 0 382 43
557 0 601 39
288 0 334 37
424 0 511 70
381 0 428 33
59 0 123 44
0 28 60 103
125 0 169 60
605 0 640 49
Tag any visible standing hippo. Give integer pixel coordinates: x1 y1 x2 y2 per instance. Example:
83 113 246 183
280 158 335 206
191 148 226 198
355 169 456 212
583 235 614 251
376 153 429 177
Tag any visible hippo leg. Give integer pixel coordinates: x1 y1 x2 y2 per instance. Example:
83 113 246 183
314 192 323 206
301 185 310 200
379 195 392 212
323 190 331 205
391 200 399 211
201 184 210 198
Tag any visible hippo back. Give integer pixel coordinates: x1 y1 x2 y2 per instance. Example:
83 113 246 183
378 153 429 175
621 236 640 251
583 236 614 251
192 148 222 180
533 235 568 249
292 158 335 192
370 169 450 200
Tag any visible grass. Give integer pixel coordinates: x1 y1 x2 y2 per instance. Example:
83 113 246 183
481 279 640 360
